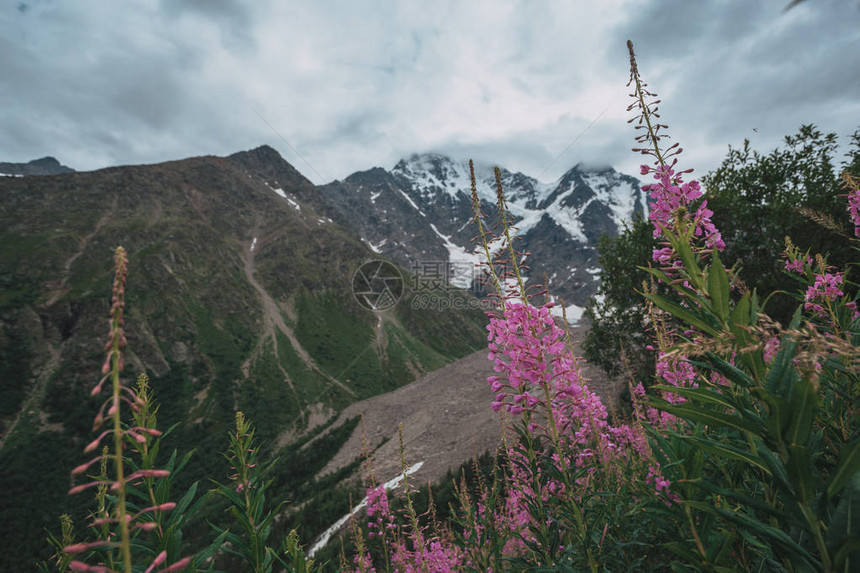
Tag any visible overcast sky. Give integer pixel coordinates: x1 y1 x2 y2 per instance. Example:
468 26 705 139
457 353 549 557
2 0 858 184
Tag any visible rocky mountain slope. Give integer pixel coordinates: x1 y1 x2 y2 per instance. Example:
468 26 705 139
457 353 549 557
0 145 488 567
319 153 645 318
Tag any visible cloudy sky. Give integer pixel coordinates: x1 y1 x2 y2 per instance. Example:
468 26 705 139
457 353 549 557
2 0 859 184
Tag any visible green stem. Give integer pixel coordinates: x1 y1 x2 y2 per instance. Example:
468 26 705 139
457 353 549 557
493 168 528 305
470 161 506 310
800 503 832 572
111 329 132 573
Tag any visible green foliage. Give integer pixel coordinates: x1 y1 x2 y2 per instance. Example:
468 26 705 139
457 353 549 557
0 316 33 430
586 125 860 384
582 214 660 382
0 431 90 571
642 214 860 571
703 124 859 322
211 412 323 573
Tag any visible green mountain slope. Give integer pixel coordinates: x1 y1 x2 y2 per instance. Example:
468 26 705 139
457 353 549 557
0 146 487 568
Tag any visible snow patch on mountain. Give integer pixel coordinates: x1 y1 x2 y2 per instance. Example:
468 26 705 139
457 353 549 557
309 461 425 557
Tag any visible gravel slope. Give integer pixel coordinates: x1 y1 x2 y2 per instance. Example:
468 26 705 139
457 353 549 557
317 332 622 488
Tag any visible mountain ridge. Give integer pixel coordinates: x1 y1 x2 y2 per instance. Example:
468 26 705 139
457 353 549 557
320 151 646 317
0 156 75 176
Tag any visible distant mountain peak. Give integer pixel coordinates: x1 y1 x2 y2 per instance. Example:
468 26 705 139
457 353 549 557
572 161 615 174
320 154 645 314
0 156 74 176
232 144 284 162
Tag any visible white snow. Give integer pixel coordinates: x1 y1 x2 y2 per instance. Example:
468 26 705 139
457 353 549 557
428 224 483 288
389 154 647 304
397 189 425 216
0 173 23 178
273 187 287 199
250 237 257 252
547 299 586 324
370 190 381 203
371 238 387 253
308 461 425 558
583 173 641 229
361 237 388 254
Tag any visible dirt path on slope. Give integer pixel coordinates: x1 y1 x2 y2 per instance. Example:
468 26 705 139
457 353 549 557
45 196 118 307
240 224 355 399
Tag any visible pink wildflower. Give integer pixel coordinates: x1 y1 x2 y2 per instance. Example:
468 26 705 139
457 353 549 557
848 182 860 237
804 272 845 317
763 337 780 363
365 484 395 539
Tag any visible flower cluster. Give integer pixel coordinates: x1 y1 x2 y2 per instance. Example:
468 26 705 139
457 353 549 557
785 256 813 274
389 539 462 573
486 298 663 532
365 485 396 539
642 164 725 262
486 302 567 415
804 271 854 318
846 172 860 237
783 236 814 275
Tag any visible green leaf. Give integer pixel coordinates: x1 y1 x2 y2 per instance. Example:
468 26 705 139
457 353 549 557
656 402 761 434
651 384 749 415
828 439 860 498
668 230 706 292
786 376 817 447
640 266 712 308
706 250 730 323
194 529 230 568
749 387 790 440
698 354 756 388
786 444 815 504
714 506 819 567
756 441 798 500
765 336 800 400
681 435 771 473
167 482 199 527
642 292 719 336
827 474 860 567
730 291 751 327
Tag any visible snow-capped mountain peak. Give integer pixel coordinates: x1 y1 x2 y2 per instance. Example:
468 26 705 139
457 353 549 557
320 153 645 318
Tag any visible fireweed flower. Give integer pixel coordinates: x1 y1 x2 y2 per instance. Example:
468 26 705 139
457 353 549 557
804 272 845 317
846 172 860 237
486 302 567 416
643 165 725 262
66 249 187 573
785 257 813 275
486 297 666 535
365 484 395 539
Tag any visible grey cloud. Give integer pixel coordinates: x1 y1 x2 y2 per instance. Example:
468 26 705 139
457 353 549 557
159 0 256 51
1 0 857 182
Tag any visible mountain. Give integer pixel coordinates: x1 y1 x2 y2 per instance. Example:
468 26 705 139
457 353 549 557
319 153 645 319
0 156 75 176
0 145 489 568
